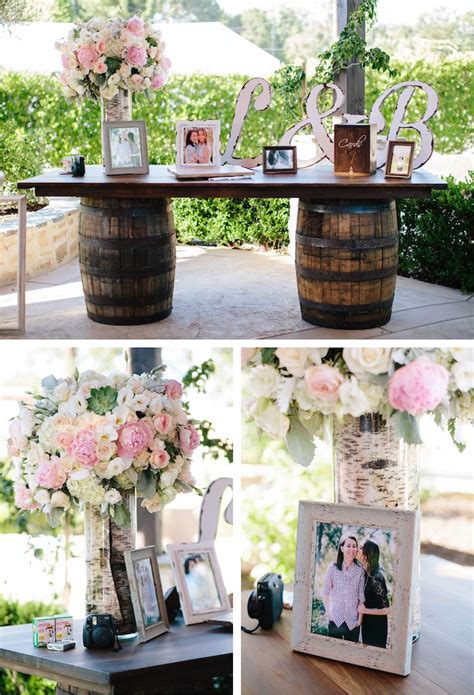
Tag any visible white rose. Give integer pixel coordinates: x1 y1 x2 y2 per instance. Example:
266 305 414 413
34 489 51 506
251 401 289 439
275 348 308 377
247 365 281 398
51 491 71 510
452 362 474 392
104 489 122 505
160 463 181 488
338 378 371 417
307 348 329 365
103 458 126 479
53 380 75 403
141 493 163 513
96 441 117 461
450 348 473 363
358 382 385 412
148 396 163 414
343 348 392 375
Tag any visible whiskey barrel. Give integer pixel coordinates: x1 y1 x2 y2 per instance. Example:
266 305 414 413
79 197 176 325
295 199 398 329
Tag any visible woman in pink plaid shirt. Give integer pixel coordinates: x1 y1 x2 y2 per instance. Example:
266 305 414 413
323 532 365 642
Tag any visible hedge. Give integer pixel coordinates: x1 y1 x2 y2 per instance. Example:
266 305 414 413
0 597 63 694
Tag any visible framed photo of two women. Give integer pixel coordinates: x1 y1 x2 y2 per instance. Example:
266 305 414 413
292 502 419 676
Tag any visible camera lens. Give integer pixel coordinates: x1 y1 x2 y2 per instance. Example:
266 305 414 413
247 590 259 619
94 626 113 647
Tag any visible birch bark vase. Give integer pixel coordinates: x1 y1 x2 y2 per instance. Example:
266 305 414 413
84 489 137 636
333 413 420 639
100 89 132 161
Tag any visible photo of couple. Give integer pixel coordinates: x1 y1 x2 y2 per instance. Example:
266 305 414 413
110 127 142 168
312 526 392 649
183 127 213 165
183 552 222 612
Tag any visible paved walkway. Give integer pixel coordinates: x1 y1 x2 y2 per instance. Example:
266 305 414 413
0 247 472 339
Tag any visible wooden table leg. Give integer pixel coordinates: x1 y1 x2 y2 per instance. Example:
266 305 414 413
295 199 398 329
79 197 176 325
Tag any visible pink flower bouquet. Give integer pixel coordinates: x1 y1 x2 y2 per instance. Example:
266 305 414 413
243 348 473 466
56 16 171 101
9 367 200 526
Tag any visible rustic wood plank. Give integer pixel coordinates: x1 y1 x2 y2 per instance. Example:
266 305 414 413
0 617 232 694
17 165 446 201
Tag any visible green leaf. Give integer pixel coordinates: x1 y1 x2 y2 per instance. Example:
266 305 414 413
47 507 64 529
112 503 131 529
285 415 316 467
390 411 422 445
261 348 277 366
87 386 118 415
137 469 157 499
448 418 466 453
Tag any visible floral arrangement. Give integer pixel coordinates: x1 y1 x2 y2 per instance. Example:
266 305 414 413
8 367 200 527
243 347 473 466
56 16 171 101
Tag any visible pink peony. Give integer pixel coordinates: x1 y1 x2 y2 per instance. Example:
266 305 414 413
76 45 100 69
15 483 38 511
126 46 147 67
153 413 172 435
131 73 143 85
164 379 183 400
179 425 200 455
36 457 68 490
151 74 165 89
127 16 145 36
304 365 344 402
61 53 74 69
388 357 450 415
149 447 170 470
95 40 107 54
117 421 153 458
68 428 99 468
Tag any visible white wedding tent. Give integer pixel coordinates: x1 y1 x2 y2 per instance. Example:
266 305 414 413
0 21 280 76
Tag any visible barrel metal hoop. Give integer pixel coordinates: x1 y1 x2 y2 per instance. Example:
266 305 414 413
299 296 394 314
78 234 175 250
84 292 172 307
79 262 175 279
296 232 399 250
299 200 395 214
296 264 398 282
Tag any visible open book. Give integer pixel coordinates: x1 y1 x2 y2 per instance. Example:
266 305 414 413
168 164 255 180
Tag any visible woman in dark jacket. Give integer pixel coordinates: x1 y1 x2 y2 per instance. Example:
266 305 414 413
358 540 391 648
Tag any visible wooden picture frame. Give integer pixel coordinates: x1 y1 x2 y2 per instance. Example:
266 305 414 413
124 546 169 643
292 502 418 676
385 140 415 179
176 120 221 169
102 120 149 175
262 146 297 174
167 541 231 625
0 195 26 335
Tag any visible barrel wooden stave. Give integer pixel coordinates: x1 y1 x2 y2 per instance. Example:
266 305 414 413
296 200 398 329
79 197 176 325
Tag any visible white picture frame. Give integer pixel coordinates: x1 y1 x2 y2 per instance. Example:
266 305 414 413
102 120 149 175
175 120 221 169
292 501 418 676
124 546 169 643
167 541 231 625
0 194 26 335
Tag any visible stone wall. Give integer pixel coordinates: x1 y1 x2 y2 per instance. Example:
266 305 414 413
0 201 79 287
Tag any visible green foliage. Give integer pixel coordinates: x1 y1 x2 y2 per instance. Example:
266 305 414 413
397 174 474 293
0 597 63 695
182 359 215 393
0 127 45 204
314 0 396 83
173 197 290 248
0 0 35 23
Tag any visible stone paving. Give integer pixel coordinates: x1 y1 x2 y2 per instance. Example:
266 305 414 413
0 246 472 340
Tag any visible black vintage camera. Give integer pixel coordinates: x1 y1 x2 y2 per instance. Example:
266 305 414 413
246 573 284 630
83 614 118 649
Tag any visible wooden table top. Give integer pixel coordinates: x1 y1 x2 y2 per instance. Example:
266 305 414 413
18 164 446 200
0 617 232 694
241 555 473 695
